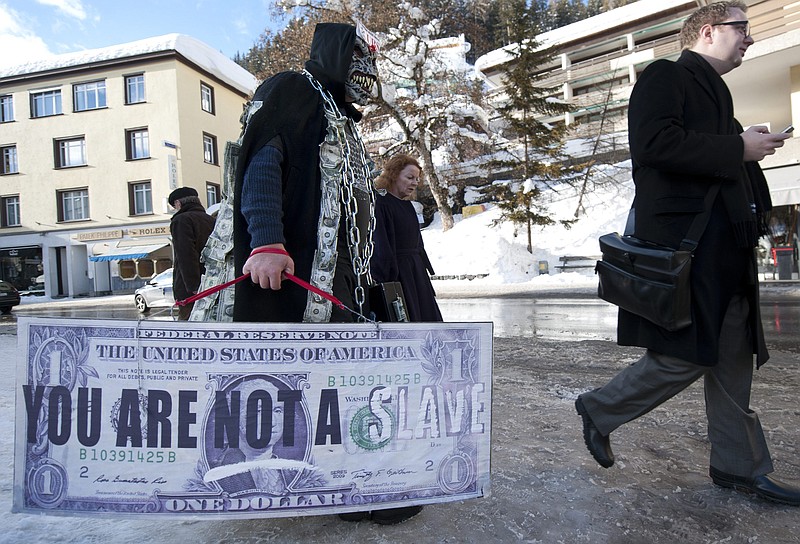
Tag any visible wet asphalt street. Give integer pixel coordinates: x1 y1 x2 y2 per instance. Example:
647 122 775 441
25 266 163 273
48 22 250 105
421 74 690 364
2 284 799 543
5 283 800 351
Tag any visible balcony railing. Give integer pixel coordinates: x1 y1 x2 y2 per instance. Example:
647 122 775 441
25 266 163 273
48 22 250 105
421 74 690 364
495 0 799 99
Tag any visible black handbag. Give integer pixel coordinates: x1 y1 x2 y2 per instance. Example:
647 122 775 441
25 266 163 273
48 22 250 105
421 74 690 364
368 282 409 322
596 184 720 332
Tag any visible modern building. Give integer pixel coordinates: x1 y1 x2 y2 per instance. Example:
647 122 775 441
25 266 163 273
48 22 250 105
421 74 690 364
476 0 800 277
0 34 258 298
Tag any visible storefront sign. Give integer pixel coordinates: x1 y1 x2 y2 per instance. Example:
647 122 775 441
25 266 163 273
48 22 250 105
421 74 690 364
168 154 178 190
127 226 170 237
75 230 124 242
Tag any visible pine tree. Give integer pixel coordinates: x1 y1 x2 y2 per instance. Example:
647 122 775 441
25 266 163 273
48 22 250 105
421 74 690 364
586 0 641 15
488 0 581 252
546 0 587 30
586 0 604 17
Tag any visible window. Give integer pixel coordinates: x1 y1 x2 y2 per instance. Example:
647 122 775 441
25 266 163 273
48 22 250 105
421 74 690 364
137 259 155 278
57 188 89 222
203 133 218 165
1 195 20 227
55 137 87 168
31 89 62 118
126 128 150 160
125 74 145 104
119 260 137 279
0 95 13 123
206 182 221 206
1 145 18 175
200 82 215 114
73 80 106 111
129 181 153 215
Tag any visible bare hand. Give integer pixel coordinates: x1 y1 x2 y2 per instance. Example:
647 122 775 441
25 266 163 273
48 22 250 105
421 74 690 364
242 244 294 290
741 125 791 162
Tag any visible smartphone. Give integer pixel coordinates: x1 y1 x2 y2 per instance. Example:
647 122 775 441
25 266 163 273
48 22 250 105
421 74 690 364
781 125 794 133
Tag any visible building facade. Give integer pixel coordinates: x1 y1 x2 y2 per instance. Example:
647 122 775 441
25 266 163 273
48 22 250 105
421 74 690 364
0 34 257 298
476 0 800 277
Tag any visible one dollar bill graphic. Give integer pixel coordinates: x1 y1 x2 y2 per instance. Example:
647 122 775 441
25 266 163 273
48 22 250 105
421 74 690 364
14 318 492 518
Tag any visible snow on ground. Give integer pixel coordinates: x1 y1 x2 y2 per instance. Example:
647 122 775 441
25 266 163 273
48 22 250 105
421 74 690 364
17 163 799 306
423 174 634 289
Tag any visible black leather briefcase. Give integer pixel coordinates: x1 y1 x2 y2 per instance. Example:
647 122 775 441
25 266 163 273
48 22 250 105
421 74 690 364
596 233 692 332
368 282 409 322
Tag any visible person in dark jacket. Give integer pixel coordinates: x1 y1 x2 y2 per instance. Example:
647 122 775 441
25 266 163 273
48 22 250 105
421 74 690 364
232 22 422 525
168 187 215 320
372 154 442 322
575 1 800 506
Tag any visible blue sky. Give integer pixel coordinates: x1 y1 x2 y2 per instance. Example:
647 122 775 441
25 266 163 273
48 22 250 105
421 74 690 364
0 0 287 68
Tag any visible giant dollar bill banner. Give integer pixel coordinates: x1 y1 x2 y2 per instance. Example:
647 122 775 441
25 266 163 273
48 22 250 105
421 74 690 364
14 317 492 518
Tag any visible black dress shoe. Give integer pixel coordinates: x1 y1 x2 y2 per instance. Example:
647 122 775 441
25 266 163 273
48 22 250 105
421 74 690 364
575 396 614 468
710 467 800 506
371 505 423 525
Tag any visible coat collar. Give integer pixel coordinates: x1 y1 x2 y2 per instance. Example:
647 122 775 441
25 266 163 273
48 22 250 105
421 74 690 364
676 50 718 104
676 49 734 134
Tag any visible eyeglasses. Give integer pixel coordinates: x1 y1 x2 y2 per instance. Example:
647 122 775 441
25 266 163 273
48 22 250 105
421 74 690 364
712 20 750 37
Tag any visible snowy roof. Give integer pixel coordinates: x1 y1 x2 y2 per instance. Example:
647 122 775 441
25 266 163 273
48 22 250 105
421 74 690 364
476 0 693 72
0 34 258 95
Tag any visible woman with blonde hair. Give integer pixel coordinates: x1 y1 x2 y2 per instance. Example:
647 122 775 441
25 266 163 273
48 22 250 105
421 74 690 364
371 153 442 322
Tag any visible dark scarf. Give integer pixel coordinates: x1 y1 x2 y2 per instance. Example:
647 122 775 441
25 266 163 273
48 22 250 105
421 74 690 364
687 51 772 247
740 131 773 240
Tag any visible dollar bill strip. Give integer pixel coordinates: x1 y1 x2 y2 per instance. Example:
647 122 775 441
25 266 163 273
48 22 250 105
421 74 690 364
14 318 492 518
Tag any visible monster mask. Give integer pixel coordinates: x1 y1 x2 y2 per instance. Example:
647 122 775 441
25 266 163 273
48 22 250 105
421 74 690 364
345 35 378 106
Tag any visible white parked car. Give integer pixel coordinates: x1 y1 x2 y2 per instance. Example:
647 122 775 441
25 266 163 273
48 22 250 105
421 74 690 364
134 268 175 313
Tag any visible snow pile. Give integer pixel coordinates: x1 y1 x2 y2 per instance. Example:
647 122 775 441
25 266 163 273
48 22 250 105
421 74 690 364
423 165 634 285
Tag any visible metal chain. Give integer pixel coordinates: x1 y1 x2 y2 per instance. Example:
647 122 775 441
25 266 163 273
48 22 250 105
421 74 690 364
343 125 377 279
339 125 377 312
303 70 375 317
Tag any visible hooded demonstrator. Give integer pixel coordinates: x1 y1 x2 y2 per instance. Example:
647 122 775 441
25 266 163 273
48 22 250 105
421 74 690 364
230 23 423 524
233 23 379 324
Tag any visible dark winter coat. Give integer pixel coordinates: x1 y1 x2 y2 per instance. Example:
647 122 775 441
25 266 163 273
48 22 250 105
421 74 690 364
232 23 362 323
170 200 215 302
371 193 443 322
619 49 768 367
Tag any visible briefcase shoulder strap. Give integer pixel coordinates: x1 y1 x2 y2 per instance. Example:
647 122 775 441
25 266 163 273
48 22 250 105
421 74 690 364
678 183 722 252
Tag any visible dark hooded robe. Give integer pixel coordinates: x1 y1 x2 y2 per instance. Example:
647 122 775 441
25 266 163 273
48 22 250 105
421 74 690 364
232 24 368 323
371 193 443 322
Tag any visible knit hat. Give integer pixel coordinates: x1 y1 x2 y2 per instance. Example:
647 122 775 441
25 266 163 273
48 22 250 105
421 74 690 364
168 187 198 206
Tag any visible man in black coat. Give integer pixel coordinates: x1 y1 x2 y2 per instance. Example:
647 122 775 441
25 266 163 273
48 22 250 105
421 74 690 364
576 1 800 505
169 187 215 320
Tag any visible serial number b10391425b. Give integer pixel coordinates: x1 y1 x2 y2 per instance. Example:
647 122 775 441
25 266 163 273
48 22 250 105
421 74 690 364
79 448 177 464
327 373 422 388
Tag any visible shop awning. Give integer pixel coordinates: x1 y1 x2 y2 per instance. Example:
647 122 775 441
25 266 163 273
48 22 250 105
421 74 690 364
764 164 800 207
89 243 170 262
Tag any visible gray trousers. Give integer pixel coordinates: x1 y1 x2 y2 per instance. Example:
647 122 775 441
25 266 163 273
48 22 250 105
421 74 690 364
581 294 773 478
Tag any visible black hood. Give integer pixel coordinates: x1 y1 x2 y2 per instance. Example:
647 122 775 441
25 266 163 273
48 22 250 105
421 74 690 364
304 23 361 119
